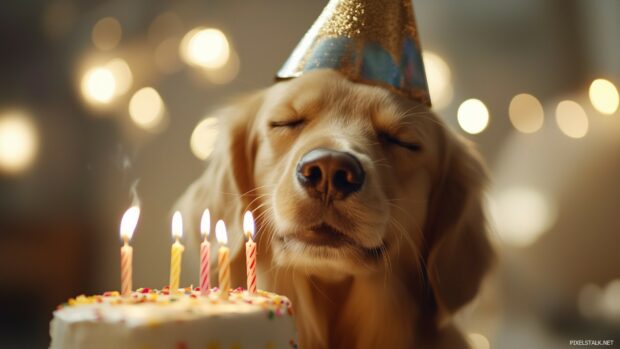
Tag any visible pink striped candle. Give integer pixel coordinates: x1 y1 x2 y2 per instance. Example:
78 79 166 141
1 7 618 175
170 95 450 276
199 209 211 296
243 211 257 294
119 206 140 297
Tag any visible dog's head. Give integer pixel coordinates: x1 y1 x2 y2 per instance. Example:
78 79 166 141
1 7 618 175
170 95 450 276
178 69 493 316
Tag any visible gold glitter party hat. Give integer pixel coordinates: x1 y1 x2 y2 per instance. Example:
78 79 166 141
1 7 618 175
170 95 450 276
276 0 431 105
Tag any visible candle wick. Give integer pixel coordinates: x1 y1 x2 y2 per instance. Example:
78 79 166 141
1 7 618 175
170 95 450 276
123 236 129 246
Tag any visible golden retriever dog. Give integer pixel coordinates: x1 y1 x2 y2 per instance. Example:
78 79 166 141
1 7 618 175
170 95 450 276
177 69 494 349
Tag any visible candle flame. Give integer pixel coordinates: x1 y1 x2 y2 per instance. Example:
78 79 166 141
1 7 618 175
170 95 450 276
120 206 140 241
215 219 228 244
172 211 183 239
243 211 255 239
200 209 210 238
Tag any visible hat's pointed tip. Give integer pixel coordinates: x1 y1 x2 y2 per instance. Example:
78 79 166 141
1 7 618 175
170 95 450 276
275 0 431 106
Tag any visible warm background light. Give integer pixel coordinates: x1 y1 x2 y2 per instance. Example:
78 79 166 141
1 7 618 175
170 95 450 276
129 87 165 130
190 117 219 160
509 93 544 134
203 49 240 84
468 333 490 349
0 112 38 175
81 67 116 104
91 17 122 51
457 99 489 134
589 79 619 115
423 51 453 110
556 100 589 139
489 186 558 247
105 59 133 96
180 28 230 69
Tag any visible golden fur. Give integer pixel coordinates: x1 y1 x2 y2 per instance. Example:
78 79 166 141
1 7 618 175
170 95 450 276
177 70 494 348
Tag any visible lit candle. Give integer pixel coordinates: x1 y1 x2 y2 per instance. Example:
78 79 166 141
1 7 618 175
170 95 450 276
244 211 257 294
119 206 140 297
199 209 211 296
215 220 230 300
169 211 185 294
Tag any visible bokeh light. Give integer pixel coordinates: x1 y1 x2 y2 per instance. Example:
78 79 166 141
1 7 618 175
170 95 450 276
457 99 489 134
489 187 558 247
81 67 116 104
468 333 490 349
589 79 619 115
129 87 165 130
180 28 230 69
0 111 38 175
556 100 589 139
91 17 122 51
423 51 453 110
509 93 544 134
204 49 240 84
190 117 219 160
602 279 620 319
105 59 133 96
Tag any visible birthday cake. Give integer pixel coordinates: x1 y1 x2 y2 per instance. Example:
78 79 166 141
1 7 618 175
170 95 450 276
50 287 297 349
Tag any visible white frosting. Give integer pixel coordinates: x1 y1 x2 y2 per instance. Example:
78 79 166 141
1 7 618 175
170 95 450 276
50 288 297 349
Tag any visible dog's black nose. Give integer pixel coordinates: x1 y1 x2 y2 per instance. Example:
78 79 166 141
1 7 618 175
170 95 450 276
296 148 365 200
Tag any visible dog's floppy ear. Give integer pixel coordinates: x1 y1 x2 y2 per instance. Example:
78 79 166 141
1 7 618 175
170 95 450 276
424 130 494 318
176 91 263 282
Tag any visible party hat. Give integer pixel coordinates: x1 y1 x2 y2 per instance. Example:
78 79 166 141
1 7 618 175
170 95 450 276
276 0 431 105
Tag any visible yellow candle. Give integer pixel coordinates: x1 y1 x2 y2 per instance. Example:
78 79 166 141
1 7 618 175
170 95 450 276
119 206 139 297
169 211 185 294
215 220 230 300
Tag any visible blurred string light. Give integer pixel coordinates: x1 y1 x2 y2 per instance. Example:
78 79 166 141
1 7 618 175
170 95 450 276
489 186 558 247
509 93 544 134
422 51 453 110
80 59 133 105
457 99 489 134
106 59 133 96
467 333 490 349
204 49 240 84
556 100 589 139
81 67 116 104
589 79 619 115
92 17 122 51
190 117 219 160
180 28 230 69
129 87 165 130
603 279 620 319
0 111 38 174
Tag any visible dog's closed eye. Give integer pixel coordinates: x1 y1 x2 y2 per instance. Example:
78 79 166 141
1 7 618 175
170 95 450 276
379 132 423 152
269 118 306 129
